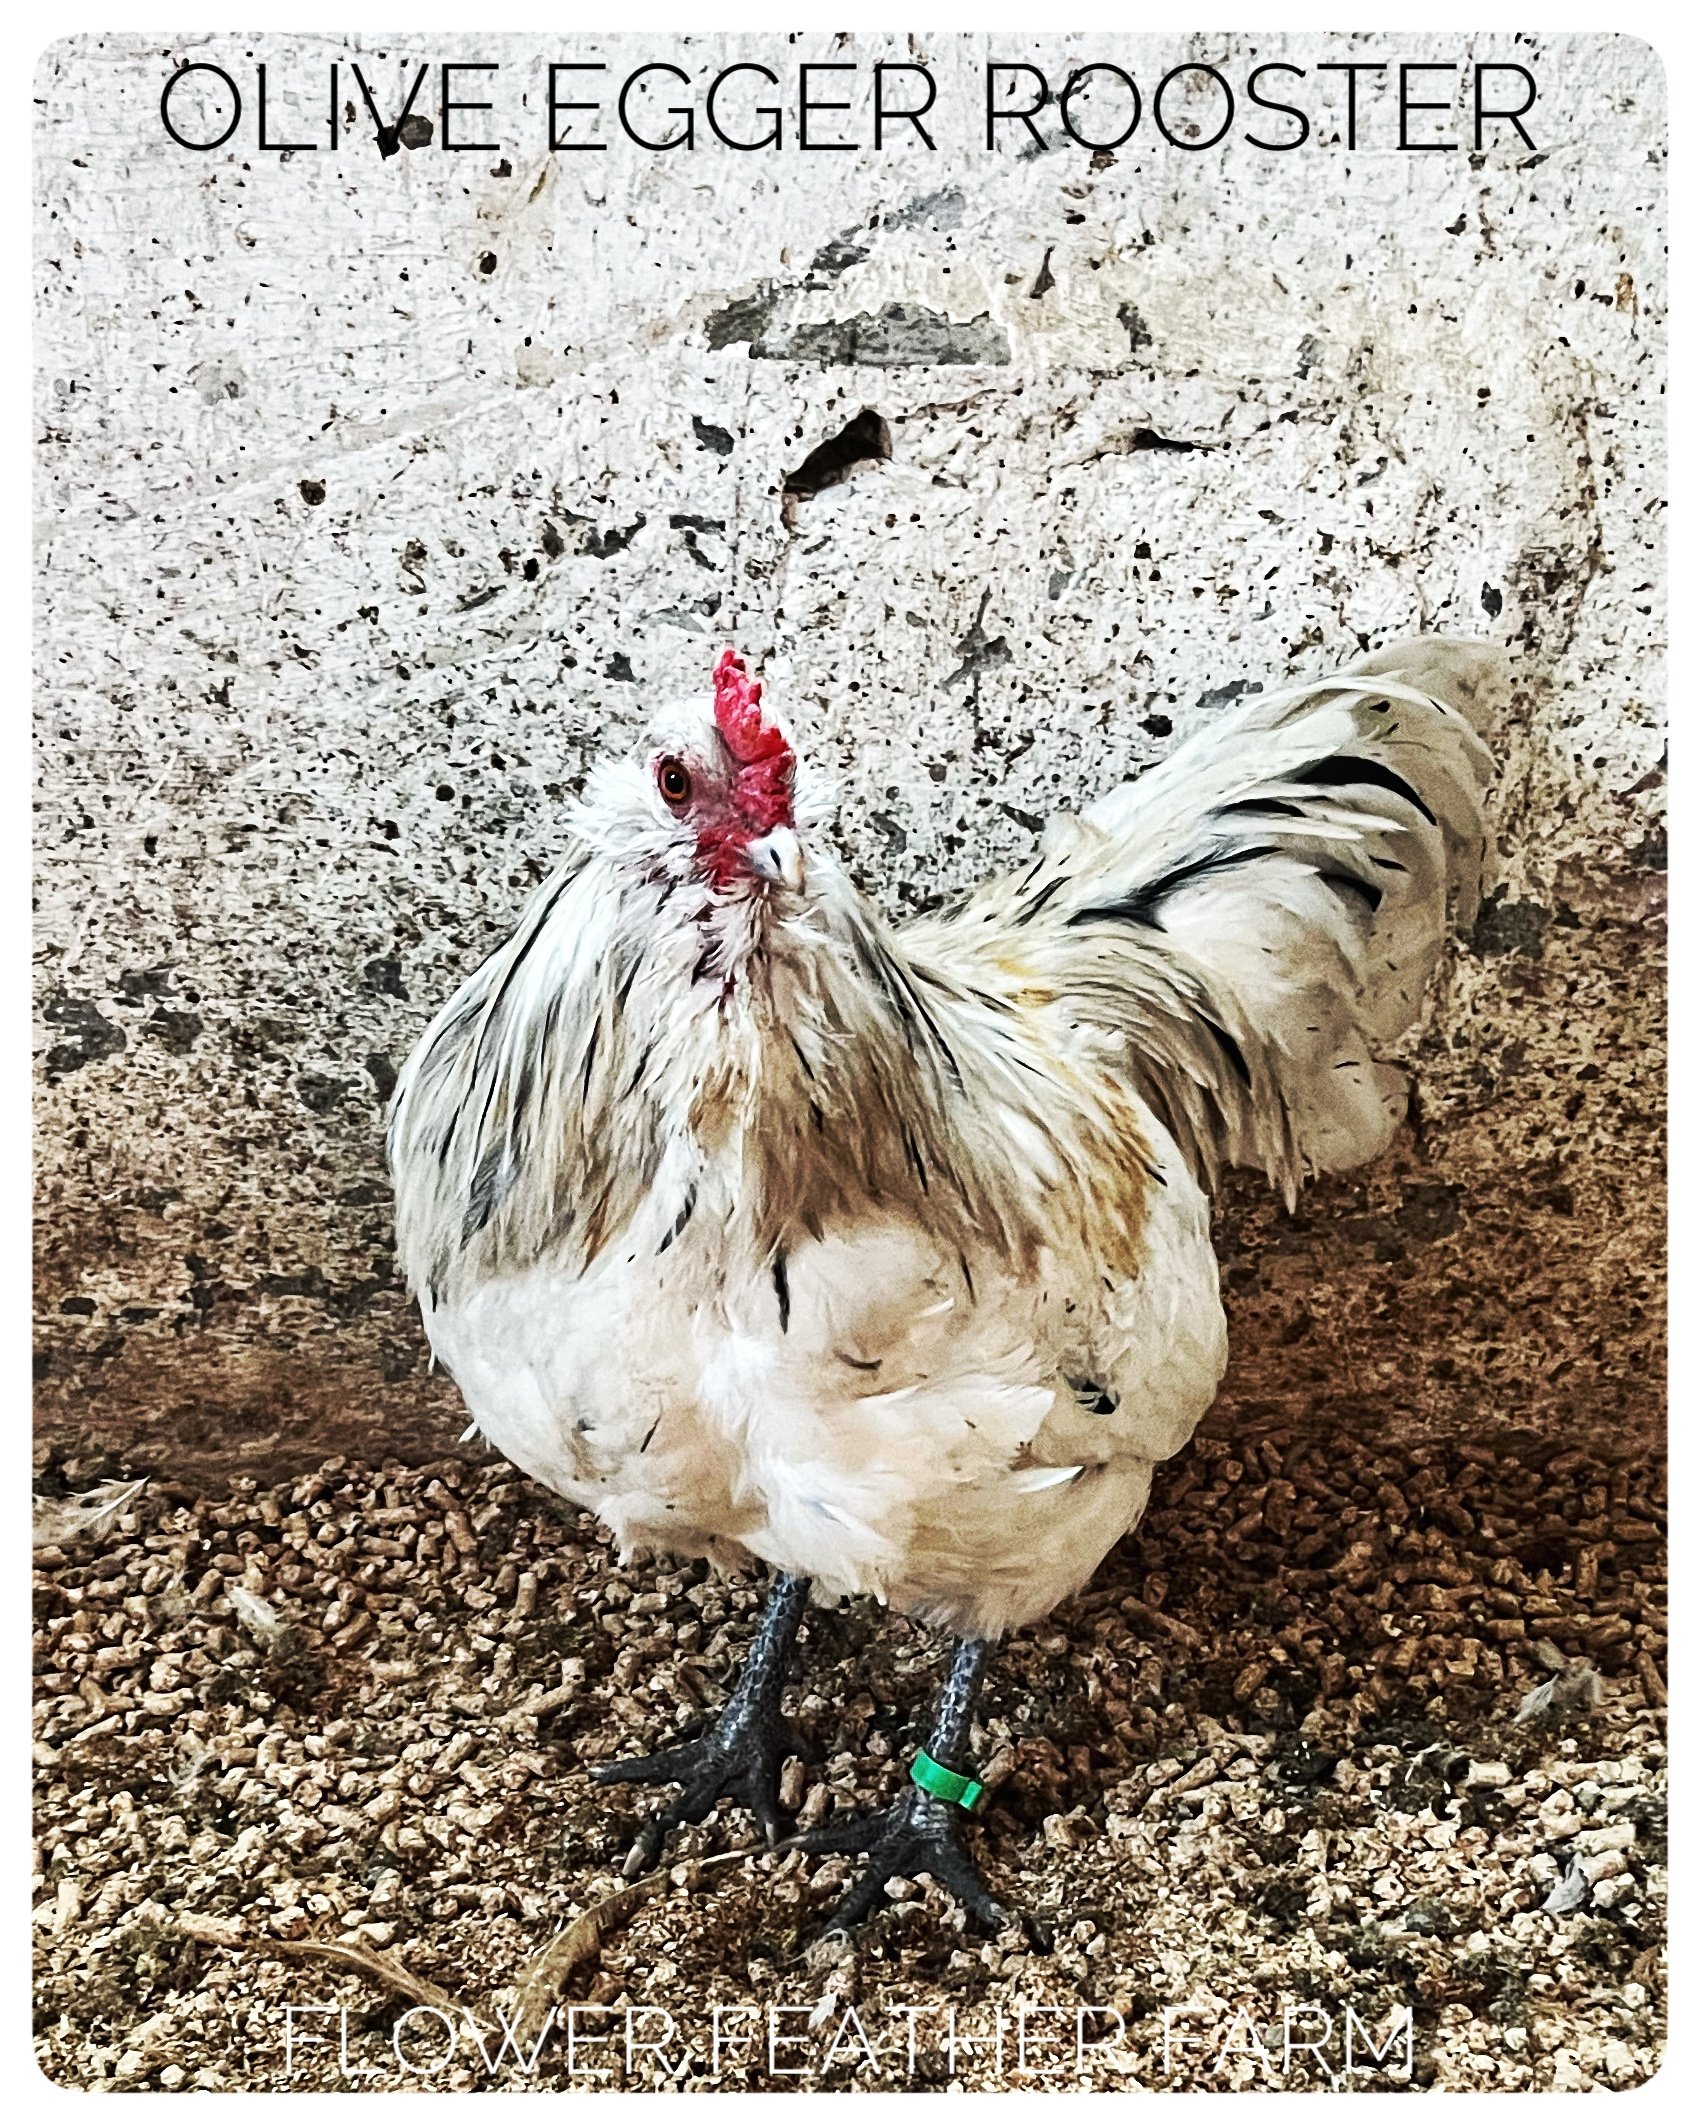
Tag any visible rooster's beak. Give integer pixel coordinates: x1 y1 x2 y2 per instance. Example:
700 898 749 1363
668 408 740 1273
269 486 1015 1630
745 826 805 892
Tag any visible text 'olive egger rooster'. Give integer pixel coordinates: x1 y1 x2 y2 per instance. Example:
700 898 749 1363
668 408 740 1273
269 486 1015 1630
389 635 1500 1931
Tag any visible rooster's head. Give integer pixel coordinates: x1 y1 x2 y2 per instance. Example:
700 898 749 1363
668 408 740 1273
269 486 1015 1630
583 647 803 900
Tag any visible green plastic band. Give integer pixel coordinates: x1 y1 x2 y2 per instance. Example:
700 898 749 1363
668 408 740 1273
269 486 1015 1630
910 1748 986 1814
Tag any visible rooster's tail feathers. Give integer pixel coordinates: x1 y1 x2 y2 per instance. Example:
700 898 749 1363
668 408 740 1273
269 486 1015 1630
1009 636 1501 1200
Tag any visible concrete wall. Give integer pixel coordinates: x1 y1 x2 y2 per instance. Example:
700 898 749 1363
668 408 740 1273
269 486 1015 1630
34 31 1665 1478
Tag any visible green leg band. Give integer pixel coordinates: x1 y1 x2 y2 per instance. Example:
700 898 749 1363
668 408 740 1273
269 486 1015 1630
910 1747 987 1814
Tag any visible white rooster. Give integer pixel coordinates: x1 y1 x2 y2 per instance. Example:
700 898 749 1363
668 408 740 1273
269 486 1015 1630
389 637 1498 1930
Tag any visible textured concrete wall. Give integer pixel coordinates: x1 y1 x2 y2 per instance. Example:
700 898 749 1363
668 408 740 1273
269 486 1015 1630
34 32 1665 1477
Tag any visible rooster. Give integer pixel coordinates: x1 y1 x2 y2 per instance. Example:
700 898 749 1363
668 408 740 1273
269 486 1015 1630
389 635 1499 1931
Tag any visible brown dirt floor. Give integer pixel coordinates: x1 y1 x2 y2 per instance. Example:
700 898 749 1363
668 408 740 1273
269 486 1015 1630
32 1428 1666 2092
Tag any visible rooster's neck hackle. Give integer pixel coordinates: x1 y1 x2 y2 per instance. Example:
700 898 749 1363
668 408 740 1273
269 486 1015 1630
390 829 1153 1306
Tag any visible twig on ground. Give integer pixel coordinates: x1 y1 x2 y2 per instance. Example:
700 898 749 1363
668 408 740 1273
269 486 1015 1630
220 1933 483 2032
510 1844 775 2047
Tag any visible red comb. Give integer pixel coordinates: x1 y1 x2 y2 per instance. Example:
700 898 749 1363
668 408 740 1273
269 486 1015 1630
713 647 788 767
711 646 794 834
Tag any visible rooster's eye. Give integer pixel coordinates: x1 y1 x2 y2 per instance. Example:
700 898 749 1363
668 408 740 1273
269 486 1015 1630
657 758 692 807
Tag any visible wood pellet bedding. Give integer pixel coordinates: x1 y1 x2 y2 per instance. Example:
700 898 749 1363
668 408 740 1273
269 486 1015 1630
32 1429 1665 2092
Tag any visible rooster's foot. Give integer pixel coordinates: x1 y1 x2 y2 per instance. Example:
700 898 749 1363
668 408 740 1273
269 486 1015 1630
801 1783 1012 1935
592 1698 795 1875
589 1570 810 1876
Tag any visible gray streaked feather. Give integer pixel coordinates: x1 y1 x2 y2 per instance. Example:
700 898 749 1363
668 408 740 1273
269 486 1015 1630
904 636 1502 1203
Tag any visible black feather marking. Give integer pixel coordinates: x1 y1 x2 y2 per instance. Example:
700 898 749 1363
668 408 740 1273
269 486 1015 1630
836 1350 880 1372
772 1252 790 1333
926 1014 965 1091
1017 873 1067 924
462 1041 516 1190
1068 843 1281 930
854 929 921 1055
904 962 966 1088
851 922 964 1088
510 1054 536 1131
959 1251 976 1304
901 1124 930 1193
639 1418 660 1453
1199 1014 1252 1086
614 955 642 1011
789 1034 815 1081
1290 754 1437 825
1319 868 1384 915
579 1024 599 1097
656 1186 696 1255
1218 797 1304 818
482 865 578 1024
1370 855 1409 873
462 1143 509 1244
626 1044 652 1095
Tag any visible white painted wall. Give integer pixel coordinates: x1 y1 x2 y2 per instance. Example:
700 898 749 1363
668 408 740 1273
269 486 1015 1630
33 32 1665 1461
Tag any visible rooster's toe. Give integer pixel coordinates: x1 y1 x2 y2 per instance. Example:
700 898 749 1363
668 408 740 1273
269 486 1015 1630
802 1785 1012 1936
591 1701 796 1875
